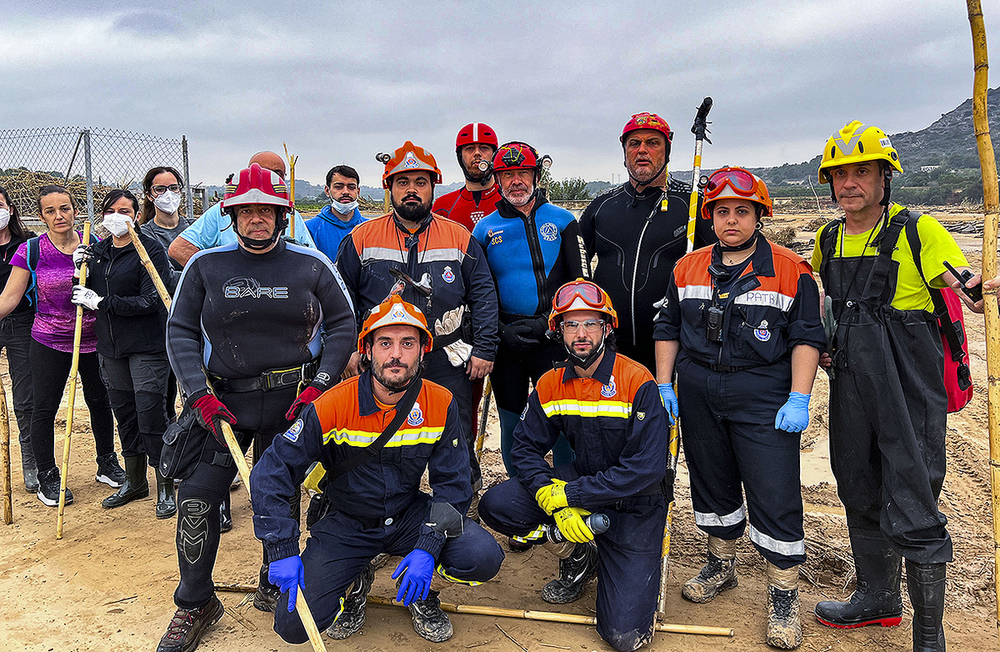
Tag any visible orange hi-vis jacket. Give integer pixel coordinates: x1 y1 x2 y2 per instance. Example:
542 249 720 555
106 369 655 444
510 350 670 507
251 372 470 562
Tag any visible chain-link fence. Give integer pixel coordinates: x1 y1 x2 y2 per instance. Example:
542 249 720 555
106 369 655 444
0 127 195 228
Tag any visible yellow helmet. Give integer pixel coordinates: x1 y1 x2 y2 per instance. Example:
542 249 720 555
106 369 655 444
817 121 903 184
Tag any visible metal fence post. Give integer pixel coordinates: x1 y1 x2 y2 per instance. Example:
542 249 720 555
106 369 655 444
83 129 93 220
182 135 194 218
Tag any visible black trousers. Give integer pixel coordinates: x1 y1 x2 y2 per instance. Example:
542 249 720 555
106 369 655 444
424 349 480 489
480 473 666 652
99 352 170 466
29 339 115 473
0 312 34 467
173 384 297 609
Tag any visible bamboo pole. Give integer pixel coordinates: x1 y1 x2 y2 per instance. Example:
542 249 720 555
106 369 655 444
283 144 298 241
657 419 680 620
57 219 91 539
0 371 11 524
218 421 326 651
367 595 733 638
966 0 1000 642
125 223 171 309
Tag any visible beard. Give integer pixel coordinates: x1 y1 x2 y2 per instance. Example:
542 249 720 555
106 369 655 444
392 194 432 223
501 182 535 208
626 156 665 185
462 162 490 183
373 357 417 390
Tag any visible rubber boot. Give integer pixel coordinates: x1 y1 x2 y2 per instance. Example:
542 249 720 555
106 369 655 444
21 449 38 493
155 468 177 519
219 493 232 533
541 541 599 604
815 533 903 628
683 536 738 603
766 563 802 649
906 560 946 652
326 562 376 640
102 455 150 508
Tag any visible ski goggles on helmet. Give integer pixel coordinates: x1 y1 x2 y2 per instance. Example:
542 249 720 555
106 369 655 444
553 280 605 311
701 166 772 219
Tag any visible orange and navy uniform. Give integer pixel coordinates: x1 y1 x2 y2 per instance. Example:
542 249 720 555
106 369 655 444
510 350 669 505
653 239 825 371
336 212 499 362
251 372 471 563
432 183 502 232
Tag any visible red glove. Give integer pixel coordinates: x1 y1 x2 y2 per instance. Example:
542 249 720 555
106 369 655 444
285 386 323 421
190 392 237 445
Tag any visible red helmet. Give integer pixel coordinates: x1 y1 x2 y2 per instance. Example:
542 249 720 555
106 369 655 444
700 166 772 219
382 141 443 190
221 163 292 210
358 295 434 354
620 112 673 144
492 141 541 175
456 123 498 151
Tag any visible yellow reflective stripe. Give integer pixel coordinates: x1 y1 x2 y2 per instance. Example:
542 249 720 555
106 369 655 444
540 400 631 419
435 563 481 586
322 426 445 447
518 525 547 542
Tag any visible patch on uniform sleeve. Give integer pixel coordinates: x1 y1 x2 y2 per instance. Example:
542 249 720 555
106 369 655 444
407 402 424 427
636 411 646 421
601 375 617 398
452 438 458 447
283 419 304 443
520 405 528 420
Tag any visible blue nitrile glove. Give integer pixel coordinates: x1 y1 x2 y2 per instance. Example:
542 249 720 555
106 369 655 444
392 548 435 606
268 555 305 612
658 383 678 425
775 392 811 432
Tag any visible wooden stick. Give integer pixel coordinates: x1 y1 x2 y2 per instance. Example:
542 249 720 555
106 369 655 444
657 418 681 620
284 144 298 241
367 595 733 638
57 219 90 539
218 421 326 651
965 0 1000 643
214 582 258 593
0 370 11 524
475 378 492 460
125 223 171 309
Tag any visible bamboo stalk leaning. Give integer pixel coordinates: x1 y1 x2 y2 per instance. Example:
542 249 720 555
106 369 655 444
56 218 90 539
125 222 171 309
0 371 10 524
965 0 1000 643
284 144 298 241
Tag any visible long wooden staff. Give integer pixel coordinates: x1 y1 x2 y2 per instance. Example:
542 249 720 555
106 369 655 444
1 371 11 524
125 223 171 309
57 219 91 539
965 0 1000 643
218 421 326 651
284 144 298 241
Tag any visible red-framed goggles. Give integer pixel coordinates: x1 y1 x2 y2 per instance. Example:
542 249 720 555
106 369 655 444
704 167 765 201
554 280 605 311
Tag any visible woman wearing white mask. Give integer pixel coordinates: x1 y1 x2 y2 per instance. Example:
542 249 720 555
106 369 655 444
72 189 175 516
0 185 38 493
139 166 188 291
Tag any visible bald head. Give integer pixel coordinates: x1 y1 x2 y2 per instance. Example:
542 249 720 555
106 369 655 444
248 151 286 179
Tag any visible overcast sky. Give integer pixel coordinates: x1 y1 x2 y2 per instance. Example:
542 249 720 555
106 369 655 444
2 0 999 189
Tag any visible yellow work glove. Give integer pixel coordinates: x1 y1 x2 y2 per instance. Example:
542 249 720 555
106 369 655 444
553 507 594 543
534 478 569 515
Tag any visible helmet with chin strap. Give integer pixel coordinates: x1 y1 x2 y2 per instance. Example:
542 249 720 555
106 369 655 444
549 279 617 369
221 163 291 250
455 123 498 184
358 295 434 355
382 141 443 190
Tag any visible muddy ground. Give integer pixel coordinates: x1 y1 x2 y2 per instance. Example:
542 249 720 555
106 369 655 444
1 208 998 652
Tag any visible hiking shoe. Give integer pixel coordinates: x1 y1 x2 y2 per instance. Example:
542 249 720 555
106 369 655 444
407 589 453 643
682 551 738 603
253 565 280 612
95 452 126 488
36 467 72 507
767 585 802 649
326 563 376 640
156 595 224 652
541 542 598 604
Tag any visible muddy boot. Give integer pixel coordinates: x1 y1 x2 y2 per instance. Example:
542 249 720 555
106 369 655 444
21 446 38 493
508 536 532 553
253 564 281 612
541 541 599 604
326 563 376 640
682 536 738 603
766 563 802 649
95 452 127 488
466 491 481 524
155 468 177 519
815 533 902 628
219 493 232 533
156 594 224 652
102 456 149 508
407 589 453 643
906 560 946 652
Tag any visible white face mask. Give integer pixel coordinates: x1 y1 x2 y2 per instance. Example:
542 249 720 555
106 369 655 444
0 209 9 230
153 190 182 215
331 199 359 215
103 213 133 237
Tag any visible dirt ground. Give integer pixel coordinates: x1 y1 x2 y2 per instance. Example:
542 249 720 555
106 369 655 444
1 208 999 652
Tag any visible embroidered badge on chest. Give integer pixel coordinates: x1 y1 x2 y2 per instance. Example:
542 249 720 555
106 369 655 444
540 222 558 242
442 266 456 283
601 375 617 398
754 320 771 342
407 402 424 427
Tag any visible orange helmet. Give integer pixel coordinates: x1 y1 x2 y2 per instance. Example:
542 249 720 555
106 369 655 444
381 141 443 189
358 295 434 354
700 166 772 220
548 279 618 331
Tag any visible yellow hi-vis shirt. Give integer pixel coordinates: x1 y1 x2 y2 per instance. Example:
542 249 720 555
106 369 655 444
810 204 968 312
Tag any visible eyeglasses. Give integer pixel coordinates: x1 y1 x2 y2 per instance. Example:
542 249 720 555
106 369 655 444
561 319 604 333
704 168 764 202
554 280 605 311
151 184 182 194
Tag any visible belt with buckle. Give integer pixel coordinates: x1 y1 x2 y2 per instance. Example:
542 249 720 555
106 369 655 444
210 359 319 393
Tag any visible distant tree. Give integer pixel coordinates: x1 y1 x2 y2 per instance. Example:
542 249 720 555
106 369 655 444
548 177 591 200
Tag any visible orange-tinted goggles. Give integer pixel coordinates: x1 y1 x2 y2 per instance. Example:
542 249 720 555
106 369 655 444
554 281 605 311
704 167 764 202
